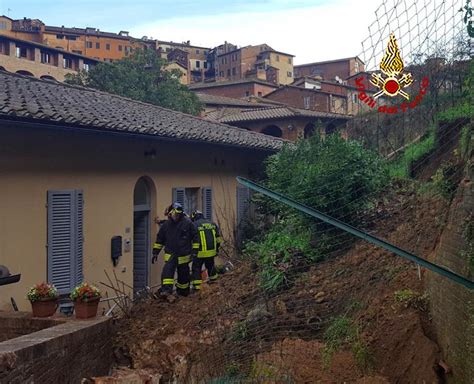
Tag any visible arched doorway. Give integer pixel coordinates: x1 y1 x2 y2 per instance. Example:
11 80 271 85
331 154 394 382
133 177 154 294
304 123 316 138
262 125 283 138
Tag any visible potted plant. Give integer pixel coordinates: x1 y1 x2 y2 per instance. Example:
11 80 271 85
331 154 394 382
70 282 101 319
27 282 59 317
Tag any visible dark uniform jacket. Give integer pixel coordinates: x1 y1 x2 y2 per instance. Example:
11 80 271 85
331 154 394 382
154 216 198 257
193 218 223 258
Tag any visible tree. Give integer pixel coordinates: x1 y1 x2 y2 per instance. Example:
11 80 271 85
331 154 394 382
65 49 202 115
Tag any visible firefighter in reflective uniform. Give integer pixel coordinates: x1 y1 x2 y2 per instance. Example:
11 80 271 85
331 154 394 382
190 210 223 291
152 202 199 299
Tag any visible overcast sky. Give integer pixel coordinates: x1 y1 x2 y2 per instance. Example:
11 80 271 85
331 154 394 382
0 0 386 64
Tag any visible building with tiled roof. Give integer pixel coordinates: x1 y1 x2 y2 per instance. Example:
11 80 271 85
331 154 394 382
213 105 350 141
294 56 365 83
196 92 275 121
0 33 100 81
0 71 284 312
214 43 295 85
189 78 278 99
0 15 152 62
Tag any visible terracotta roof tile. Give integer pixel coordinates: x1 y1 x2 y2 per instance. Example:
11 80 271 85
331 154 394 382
0 72 285 151
196 93 274 108
219 106 349 123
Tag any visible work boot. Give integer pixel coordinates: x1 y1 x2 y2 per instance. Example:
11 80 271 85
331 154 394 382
157 289 175 302
189 287 200 295
166 294 177 303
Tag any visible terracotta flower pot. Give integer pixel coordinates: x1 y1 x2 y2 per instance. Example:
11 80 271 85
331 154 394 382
74 298 100 319
31 298 58 317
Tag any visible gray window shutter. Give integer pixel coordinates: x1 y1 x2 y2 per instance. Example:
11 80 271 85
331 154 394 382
202 187 212 220
74 190 84 286
236 186 251 226
172 187 185 207
47 190 84 295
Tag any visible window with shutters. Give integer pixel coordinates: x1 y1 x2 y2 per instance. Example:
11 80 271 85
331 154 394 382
236 186 251 244
47 190 84 295
304 96 311 109
172 187 212 219
236 186 251 226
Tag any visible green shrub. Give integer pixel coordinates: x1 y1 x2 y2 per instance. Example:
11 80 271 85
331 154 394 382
264 134 388 226
244 224 317 293
437 62 474 121
322 315 373 373
387 131 435 179
431 160 459 199
394 289 429 311
246 134 388 293
230 320 250 341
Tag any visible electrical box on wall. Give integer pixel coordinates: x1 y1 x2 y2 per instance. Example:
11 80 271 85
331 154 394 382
111 236 122 266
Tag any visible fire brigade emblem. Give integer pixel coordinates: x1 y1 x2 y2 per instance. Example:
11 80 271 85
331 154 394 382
371 33 413 100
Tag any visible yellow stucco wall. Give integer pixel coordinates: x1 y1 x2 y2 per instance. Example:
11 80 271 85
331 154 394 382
165 62 189 85
0 123 267 311
268 52 294 85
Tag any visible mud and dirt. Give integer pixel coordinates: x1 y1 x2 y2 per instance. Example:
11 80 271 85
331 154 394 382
106 181 449 383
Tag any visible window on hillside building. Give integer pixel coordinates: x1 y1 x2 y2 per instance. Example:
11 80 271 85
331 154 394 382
56 34 64 39
0 21 7 30
41 52 50 64
72 49 82 54
287 71 292 77
15 46 28 59
66 35 76 40
232 67 236 75
196 60 200 68
352 93 358 103
304 96 311 109
86 41 93 49
63 57 73 69
257 92 262 97
227 69 230 77
118 45 123 51
106 43 111 50
276 54 280 62
288 57 292 64
245 91 250 97
83 63 90 71
204 62 208 69
95 42 100 49
355 61 360 72
196 49 200 54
